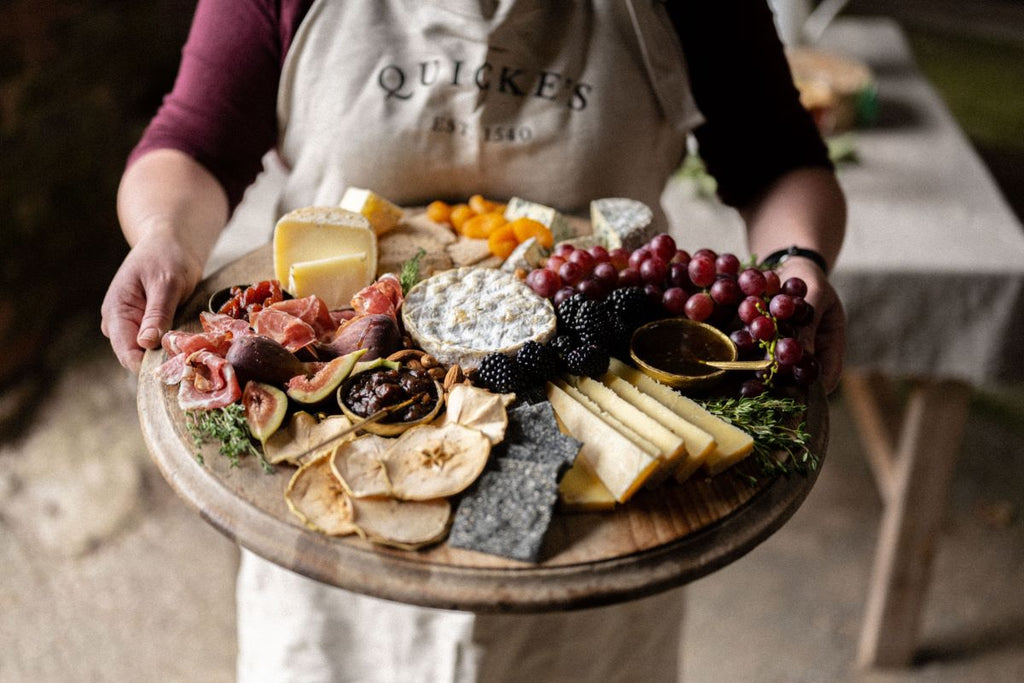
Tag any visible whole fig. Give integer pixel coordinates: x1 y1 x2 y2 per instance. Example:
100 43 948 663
226 335 307 386
326 314 401 361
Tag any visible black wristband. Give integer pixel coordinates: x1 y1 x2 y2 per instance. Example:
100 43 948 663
761 246 829 275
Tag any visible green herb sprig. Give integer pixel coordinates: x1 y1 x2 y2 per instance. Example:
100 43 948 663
399 247 426 295
699 395 816 483
185 403 274 473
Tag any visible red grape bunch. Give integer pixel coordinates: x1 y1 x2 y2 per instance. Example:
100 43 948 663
523 233 820 396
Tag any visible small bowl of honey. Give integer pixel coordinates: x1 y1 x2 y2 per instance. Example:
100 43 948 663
629 318 743 392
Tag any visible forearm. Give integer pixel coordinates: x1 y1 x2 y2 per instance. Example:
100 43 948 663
117 148 230 273
740 166 846 272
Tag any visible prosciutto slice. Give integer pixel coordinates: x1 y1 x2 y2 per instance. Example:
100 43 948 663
266 296 337 341
177 350 242 410
351 273 403 319
200 311 255 339
157 329 233 384
250 308 317 353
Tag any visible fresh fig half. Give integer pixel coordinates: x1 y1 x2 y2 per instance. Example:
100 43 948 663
286 348 366 404
242 381 288 444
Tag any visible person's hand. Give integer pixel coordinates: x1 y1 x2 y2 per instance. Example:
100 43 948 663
101 233 204 373
775 258 845 393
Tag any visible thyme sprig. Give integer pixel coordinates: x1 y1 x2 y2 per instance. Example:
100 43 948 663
698 395 816 483
399 247 426 295
185 403 274 474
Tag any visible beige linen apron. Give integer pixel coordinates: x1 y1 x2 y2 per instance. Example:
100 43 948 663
238 1 701 681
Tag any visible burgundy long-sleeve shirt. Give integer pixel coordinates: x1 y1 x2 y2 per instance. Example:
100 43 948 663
131 0 829 212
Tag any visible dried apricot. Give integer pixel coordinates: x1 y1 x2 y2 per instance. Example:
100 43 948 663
449 204 476 232
468 194 499 215
487 223 519 259
461 212 507 239
426 200 451 225
510 217 554 249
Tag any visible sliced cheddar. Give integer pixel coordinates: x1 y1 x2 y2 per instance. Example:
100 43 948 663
273 207 377 296
607 358 755 477
339 187 404 235
546 382 660 503
558 459 617 512
599 373 716 482
569 375 688 477
288 252 370 310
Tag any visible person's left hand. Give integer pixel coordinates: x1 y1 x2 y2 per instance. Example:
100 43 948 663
774 258 845 393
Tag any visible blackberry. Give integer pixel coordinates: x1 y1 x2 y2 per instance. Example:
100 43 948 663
515 340 561 381
565 344 610 378
475 353 524 394
607 286 650 324
549 334 579 365
573 299 615 347
556 293 587 334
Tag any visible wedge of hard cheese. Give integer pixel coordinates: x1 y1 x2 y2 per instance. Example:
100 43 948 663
558 459 617 512
568 375 688 482
273 207 377 308
287 253 372 311
607 358 754 477
546 382 660 503
339 187 404 235
598 372 716 482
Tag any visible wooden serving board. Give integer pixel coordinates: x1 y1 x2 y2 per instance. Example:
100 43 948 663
137 241 828 613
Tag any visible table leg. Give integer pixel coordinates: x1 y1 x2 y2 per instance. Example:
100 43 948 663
844 373 971 668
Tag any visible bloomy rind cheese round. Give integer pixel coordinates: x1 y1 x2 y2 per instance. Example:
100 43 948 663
401 267 557 371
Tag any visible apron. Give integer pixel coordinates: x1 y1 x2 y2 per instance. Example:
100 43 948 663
238 2 700 681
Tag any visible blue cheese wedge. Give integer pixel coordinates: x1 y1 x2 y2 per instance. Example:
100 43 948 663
504 197 572 243
500 237 547 273
401 267 556 371
590 197 655 250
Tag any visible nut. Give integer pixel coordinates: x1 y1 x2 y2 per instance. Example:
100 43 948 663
421 354 439 369
443 365 465 392
387 349 425 363
406 360 423 371
427 366 447 381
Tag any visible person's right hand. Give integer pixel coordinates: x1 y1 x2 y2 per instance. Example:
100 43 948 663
101 232 204 373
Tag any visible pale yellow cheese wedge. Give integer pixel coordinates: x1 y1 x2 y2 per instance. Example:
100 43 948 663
288 252 370 310
339 187 404 235
598 373 716 482
607 358 754 477
569 375 688 476
546 382 660 503
558 459 617 512
273 206 377 290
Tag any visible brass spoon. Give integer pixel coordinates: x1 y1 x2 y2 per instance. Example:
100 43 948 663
681 349 773 371
293 393 426 464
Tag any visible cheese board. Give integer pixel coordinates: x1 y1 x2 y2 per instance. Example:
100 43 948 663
138 230 829 613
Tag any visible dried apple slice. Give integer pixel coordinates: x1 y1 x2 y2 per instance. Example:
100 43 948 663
331 434 393 498
350 496 451 550
442 384 514 445
382 423 491 501
285 453 357 536
263 412 354 465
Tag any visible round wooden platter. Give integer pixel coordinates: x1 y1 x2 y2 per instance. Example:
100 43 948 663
137 239 829 614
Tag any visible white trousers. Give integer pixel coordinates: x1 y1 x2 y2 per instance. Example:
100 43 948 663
236 550 685 683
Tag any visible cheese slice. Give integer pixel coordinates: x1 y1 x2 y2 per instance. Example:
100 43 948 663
288 252 370 310
599 373 717 482
569 375 688 476
558 459 617 512
590 197 655 250
273 207 377 293
339 187 404 235
546 382 660 503
607 358 755 477
504 197 572 243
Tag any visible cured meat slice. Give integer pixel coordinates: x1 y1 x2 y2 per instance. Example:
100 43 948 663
177 350 242 410
267 296 337 341
250 308 317 353
200 311 254 340
352 273 404 319
158 328 233 384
